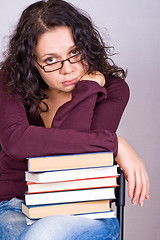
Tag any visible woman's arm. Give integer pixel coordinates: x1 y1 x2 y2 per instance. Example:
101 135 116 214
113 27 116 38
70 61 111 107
53 72 129 134
0 75 117 160
92 76 130 132
116 137 150 206
52 79 107 131
80 72 150 206
80 71 130 132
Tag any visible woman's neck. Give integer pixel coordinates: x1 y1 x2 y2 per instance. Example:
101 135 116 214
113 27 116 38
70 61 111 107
46 88 72 102
40 89 72 128
45 89 72 110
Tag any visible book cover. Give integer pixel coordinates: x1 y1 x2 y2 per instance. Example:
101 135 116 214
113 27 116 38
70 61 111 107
25 187 116 206
26 176 118 193
25 210 116 225
22 200 111 219
74 210 116 219
27 151 113 172
25 165 118 183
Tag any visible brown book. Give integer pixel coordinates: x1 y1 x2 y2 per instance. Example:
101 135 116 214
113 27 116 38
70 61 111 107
22 200 111 219
27 151 113 172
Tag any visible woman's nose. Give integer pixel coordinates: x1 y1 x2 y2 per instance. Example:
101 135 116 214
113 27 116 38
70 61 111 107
60 59 73 74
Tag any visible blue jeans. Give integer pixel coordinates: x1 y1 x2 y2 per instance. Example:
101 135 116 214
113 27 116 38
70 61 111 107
0 198 120 240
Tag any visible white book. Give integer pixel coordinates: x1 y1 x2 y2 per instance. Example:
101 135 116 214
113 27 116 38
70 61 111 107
26 165 118 183
25 187 116 206
75 210 116 219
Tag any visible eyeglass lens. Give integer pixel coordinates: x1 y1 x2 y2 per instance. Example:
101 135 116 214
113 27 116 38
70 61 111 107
44 54 82 72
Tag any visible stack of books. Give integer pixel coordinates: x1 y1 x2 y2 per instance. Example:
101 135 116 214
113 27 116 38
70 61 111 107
22 152 119 221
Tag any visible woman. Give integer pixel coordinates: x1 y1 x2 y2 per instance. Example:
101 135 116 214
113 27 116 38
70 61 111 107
0 0 149 239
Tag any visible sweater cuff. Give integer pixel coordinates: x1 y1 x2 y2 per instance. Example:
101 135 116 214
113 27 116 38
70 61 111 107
74 80 107 97
113 134 118 157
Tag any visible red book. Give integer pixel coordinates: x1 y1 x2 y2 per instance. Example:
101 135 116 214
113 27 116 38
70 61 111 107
27 176 118 194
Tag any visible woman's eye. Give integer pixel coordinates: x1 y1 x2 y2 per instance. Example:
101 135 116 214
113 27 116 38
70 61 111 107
70 49 79 56
45 57 57 65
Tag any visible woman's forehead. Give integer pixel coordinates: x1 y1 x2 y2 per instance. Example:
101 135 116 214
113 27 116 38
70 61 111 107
35 26 76 58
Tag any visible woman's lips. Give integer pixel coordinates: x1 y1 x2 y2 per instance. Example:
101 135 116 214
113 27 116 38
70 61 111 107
63 78 78 86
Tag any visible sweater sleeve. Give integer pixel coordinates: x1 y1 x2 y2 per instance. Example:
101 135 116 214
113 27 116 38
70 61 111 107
52 80 107 131
52 77 130 134
0 75 118 159
91 76 130 132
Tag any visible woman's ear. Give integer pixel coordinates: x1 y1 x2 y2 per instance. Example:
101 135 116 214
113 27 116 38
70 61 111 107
82 60 89 73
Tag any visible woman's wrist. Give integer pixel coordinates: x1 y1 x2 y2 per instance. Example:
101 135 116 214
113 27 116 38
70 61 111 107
116 136 124 161
80 71 105 87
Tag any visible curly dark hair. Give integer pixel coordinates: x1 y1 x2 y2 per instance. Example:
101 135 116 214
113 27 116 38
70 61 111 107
1 0 126 115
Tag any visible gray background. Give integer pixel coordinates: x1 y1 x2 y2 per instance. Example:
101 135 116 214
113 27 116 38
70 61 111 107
0 0 159 239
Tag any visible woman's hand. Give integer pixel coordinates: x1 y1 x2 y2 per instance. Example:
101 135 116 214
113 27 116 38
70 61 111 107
115 137 150 206
80 71 106 87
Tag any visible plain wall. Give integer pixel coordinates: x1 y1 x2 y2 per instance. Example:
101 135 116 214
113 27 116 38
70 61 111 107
0 1 159 239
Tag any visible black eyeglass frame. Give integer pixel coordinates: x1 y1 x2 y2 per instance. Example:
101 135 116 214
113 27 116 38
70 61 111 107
34 53 84 73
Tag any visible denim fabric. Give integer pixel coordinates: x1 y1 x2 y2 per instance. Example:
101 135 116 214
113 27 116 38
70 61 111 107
0 198 27 240
0 198 120 240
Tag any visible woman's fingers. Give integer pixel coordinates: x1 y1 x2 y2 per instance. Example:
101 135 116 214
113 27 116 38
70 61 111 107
125 170 135 199
131 170 142 205
138 170 150 206
128 166 150 206
116 137 150 206
127 169 142 205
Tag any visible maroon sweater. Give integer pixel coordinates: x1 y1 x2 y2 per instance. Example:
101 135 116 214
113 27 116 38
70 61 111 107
0 72 129 201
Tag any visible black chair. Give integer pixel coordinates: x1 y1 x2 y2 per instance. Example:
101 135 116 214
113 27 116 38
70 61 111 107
0 145 1 176
114 167 125 240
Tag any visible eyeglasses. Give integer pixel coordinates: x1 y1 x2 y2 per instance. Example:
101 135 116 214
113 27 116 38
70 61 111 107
34 52 84 73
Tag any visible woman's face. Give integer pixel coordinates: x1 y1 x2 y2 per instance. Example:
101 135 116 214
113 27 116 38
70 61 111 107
34 25 88 95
